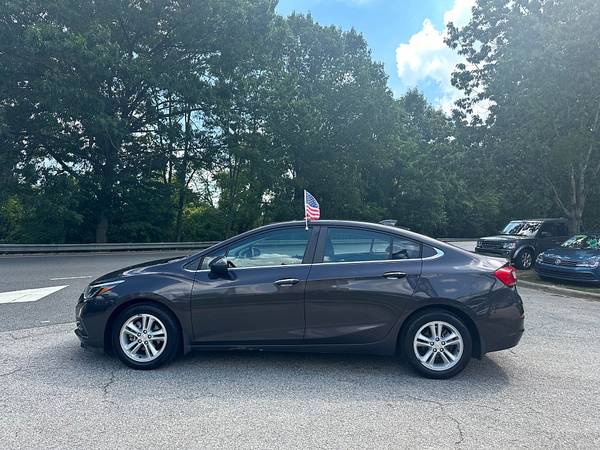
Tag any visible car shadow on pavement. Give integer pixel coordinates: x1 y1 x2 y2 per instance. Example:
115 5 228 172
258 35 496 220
64 343 512 404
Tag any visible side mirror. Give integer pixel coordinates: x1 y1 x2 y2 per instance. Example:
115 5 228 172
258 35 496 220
209 256 229 277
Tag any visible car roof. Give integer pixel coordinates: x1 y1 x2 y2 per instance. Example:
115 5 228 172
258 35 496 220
244 220 454 249
189 219 475 261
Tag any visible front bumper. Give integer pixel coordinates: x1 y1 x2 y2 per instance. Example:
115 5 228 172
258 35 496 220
75 295 113 350
534 263 600 284
475 247 512 259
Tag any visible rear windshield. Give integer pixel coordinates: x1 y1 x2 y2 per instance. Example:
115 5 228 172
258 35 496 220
500 221 541 236
561 234 600 250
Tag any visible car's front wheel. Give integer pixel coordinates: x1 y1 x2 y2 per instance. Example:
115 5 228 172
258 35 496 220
514 248 534 270
111 304 180 370
403 310 472 379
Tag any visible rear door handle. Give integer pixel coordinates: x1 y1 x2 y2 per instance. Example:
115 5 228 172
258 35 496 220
383 271 407 279
274 278 300 286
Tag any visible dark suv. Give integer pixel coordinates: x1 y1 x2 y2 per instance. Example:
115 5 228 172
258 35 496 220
475 218 570 270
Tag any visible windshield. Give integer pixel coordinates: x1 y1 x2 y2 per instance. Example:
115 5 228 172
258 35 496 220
561 234 600 250
500 221 542 236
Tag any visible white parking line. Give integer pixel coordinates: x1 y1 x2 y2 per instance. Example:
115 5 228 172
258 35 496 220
0 285 69 304
49 275 92 281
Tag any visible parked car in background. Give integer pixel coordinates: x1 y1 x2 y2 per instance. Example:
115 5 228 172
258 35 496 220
534 233 600 284
75 220 524 379
475 218 570 270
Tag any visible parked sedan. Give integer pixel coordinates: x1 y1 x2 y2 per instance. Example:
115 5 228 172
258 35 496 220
75 220 524 379
534 233 600 284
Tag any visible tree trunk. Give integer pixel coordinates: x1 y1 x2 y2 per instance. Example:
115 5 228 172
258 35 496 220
175 188 185 242
96 215 108 243
567 215 579 235
94 135 118 243
547 165 586 235
174 111 191 242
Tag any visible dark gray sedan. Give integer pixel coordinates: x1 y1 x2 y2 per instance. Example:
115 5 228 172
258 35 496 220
75 220 524 379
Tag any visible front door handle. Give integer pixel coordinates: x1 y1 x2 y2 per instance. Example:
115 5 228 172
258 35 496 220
274 278 300 287
383 271 407 279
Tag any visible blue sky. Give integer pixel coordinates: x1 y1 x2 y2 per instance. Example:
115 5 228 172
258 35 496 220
276 0 475 113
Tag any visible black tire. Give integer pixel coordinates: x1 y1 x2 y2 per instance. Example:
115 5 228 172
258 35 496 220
514 248 534 270
111 303 180 370
402 309 472 379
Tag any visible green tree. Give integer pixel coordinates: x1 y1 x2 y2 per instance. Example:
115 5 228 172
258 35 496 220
447 0 600 232
264 14 398 222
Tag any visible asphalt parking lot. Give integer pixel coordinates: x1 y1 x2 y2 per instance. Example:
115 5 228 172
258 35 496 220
1 270 599 448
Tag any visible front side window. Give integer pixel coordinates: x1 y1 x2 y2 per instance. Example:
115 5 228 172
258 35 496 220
226 228 310 268
323 228 421 263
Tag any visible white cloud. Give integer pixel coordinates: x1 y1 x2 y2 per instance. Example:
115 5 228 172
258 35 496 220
395 0 476 115
443 0 476 27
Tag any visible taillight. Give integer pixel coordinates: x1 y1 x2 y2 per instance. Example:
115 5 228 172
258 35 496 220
495 266 517 287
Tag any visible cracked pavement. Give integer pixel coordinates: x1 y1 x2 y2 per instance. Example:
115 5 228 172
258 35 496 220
0 287 599 448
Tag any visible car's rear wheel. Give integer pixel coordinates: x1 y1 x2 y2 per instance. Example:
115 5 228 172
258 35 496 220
514 248 534 270
111 304 180 370
403 310 472 379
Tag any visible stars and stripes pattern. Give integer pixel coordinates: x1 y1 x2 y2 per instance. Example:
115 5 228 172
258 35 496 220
304 190 320 220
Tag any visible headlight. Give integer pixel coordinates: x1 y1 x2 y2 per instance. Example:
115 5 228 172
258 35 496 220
576 261 600 269
503 242 516 249
83 280 124 300
536 253 544 263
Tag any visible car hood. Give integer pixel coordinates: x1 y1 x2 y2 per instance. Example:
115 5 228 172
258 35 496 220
541 247 600 261
480 235 531 242
91 255 188 284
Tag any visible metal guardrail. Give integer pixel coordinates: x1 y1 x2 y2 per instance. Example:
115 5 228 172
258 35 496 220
0 238 474 255
0 242 219 254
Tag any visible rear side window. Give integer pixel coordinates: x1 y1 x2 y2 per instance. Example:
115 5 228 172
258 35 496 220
391 238 421 259
322 228 421 263
540 222 567 237
422 245 438 258
555 223 569 236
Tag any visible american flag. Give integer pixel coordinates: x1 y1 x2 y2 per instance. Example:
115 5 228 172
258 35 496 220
304 190 320 220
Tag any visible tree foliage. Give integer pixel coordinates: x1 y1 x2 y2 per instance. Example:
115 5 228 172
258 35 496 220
447 0 600 233
1 0 598 243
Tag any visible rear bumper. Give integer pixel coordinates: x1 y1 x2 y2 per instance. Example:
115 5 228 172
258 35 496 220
485 329 523 353
479 287 525 354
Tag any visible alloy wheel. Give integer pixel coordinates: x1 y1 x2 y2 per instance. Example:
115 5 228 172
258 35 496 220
119 313 168 362
413 321 464 371
520 251 533 269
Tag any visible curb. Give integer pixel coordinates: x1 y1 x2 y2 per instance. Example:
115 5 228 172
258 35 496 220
519 279 600 301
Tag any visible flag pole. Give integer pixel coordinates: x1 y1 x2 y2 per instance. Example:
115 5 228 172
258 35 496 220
304 189 308 230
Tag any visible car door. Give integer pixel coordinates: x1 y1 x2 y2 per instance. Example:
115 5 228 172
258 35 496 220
304 226 422 344
190 226 318 344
